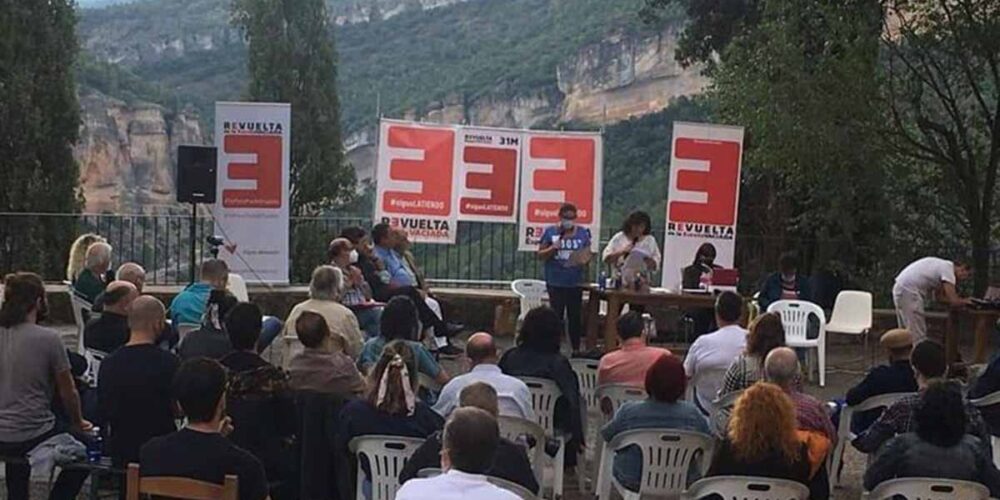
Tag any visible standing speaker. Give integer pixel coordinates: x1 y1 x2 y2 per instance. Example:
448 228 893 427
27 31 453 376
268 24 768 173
176 145 218 204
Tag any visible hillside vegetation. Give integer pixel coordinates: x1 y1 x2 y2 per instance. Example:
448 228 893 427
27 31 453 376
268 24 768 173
78 0 669 132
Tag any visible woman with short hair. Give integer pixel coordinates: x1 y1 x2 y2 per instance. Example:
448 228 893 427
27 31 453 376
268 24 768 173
600 353 709 491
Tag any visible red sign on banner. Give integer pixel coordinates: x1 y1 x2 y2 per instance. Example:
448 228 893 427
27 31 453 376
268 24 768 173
668 137 741 225
518 132 602 251
222 135 283 208
455 127 522 223
375 121 458 243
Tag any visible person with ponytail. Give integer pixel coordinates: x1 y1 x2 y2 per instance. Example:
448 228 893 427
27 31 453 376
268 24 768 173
337 341 444 486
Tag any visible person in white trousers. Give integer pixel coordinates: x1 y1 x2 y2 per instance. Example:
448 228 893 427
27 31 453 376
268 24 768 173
893 257 973 343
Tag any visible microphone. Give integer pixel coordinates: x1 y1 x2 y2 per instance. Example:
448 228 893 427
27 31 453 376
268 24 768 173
206 235 225 246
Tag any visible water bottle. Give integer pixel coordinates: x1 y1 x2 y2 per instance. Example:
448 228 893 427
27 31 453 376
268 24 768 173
598 271 607 292
87 427 103 463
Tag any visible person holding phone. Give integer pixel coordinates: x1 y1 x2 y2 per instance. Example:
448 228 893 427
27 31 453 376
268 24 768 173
537 203 592 355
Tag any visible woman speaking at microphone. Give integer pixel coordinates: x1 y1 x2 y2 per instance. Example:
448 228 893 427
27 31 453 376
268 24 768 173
537 203 592 356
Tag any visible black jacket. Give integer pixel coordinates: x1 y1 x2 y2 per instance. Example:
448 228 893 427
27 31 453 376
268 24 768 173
845 360 918 434
398 431 539 494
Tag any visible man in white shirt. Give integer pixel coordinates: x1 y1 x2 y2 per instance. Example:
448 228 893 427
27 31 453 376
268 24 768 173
396 407 519 500
893 257 972 342
433 333 534 420
683 291 747 415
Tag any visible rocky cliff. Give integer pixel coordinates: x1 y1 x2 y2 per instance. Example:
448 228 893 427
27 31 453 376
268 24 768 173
75 88 207 213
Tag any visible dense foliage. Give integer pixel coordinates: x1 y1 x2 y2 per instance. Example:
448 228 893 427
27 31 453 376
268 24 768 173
0 0 82 276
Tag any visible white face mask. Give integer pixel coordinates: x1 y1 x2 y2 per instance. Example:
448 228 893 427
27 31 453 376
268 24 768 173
349 249 359 264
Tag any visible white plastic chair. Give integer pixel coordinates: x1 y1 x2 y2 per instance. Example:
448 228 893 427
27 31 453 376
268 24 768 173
226 273 249 302
348 435 425 500
520 376 569 499
767 300 828 387
593 384 647 494
865 477 990 500
570 358 600 492
682 475 810 499
498 416 547 485
488 475 538 499
511 279 548 321
84 348 108 387
69 292 93 355
830 392 915 487
969 390 1000 469
596 429 714 500
826 290 873 359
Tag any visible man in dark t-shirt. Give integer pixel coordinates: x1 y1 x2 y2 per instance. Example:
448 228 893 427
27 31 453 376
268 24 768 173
97 295 179 466
84 281 138 354
141 358 268 500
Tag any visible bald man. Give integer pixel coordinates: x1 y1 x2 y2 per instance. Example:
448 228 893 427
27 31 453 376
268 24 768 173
97 295 180 467
84 281 139 353
764 347 835 441
115 263 146 292
432 333 534 420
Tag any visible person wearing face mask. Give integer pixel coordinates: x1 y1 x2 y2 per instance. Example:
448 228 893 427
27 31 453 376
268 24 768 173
537 203 593 355
682 242 722 290
97 296 180 469
758 252 813 311
328 237 382 339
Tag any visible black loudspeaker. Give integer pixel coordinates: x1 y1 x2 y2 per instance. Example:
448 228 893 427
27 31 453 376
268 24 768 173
176 145 218 203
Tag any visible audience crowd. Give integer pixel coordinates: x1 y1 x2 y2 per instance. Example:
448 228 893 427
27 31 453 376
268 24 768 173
3 233 1000 500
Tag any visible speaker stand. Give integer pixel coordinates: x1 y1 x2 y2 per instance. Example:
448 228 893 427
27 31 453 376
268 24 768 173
189 202 198 284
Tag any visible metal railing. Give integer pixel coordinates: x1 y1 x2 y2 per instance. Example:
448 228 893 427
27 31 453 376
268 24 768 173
0 212 993 305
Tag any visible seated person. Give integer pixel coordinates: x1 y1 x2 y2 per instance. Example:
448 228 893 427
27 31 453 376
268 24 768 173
707 383 819 498
141 359 268 500
843 329 917 434
269 265 364 365
72 241 114 304
220 303 297 491
115 262 147 292
358 296 450 385
681 242 721 290
66 233 106 283
83 281 138 354
865 380 1000 497
328 237 382 339
683 292 747 415
0 272 91 500
170 259 231 326
336 341 444 486
602 211 661 283
765 348 836 441
597 311 671 387
719 312 786 396
178 290 237 361
367 223 462 343
758 252 812 311
971 345 1000 435
498 306 584 467
433 333 533 420
601 353 709 492
396 407 519 500
393 229 462 356
854 340 990 454
401 382 539 494
97 296 179 467
287 311 365 397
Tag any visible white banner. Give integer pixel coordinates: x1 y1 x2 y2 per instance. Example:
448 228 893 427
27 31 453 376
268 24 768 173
375 119 459 244
517 130 603 251
214 102 291 284
455 127 522 223
662 122 744 290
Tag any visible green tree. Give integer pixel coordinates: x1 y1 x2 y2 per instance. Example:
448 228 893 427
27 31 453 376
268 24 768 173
232 0 355 215
881 0 1000 294
0 0 82 275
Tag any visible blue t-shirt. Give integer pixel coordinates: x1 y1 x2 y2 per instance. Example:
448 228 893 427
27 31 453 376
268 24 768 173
373 246 415 288
357 338 441 379
541 225 591 288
